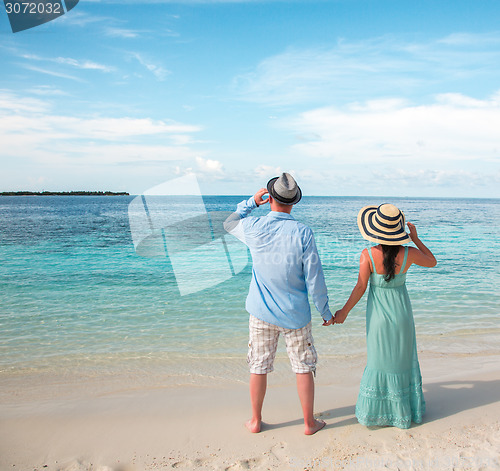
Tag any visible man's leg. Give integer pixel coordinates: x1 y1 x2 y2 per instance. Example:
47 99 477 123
247 316 279 433
296 372 326 435
284 323 326 435
246 373 267 433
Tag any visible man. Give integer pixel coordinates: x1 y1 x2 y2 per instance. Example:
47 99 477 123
224 172 333 435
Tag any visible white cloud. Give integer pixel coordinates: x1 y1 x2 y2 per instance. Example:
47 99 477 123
27 86 68 97
0 113 200 142
56 11 110 27
435 92 500 108
0 90 202 167
20 52 113 72
254 165 282 179
70 117 200 140
169 134 195 145
196 156 224 174
22 64 83 82
132 53 170 81
19 51 114 79
72 143 200 165
285 92 500 165
371 168 500 188
437 32 500 47
53 57 114 72
0 90 49 113
233 33 500 106
105 27 142 38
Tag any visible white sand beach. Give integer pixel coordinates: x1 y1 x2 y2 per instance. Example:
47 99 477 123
1 351 499 471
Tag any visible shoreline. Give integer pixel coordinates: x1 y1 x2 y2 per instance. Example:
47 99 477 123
1 351 499 470
2 325 499 377
2 348 500 398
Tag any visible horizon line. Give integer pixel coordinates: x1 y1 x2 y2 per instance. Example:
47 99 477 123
1 191 498 200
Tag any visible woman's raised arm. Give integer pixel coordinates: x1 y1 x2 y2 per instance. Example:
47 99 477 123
407 222 437 268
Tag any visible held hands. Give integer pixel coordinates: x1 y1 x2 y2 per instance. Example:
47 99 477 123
322 316 334 326
254 188 270 206
333 308 348 324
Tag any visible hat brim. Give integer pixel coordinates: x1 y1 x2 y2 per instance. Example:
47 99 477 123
267 177 302 205
357 205 411 245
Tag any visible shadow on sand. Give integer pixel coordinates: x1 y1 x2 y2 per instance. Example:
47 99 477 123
422 378 500 424
262 378 500 432
260 404 357 432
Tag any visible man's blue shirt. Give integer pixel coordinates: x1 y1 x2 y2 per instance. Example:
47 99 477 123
225 196 333 329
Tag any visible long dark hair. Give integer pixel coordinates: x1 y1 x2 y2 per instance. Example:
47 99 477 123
381 245 400 282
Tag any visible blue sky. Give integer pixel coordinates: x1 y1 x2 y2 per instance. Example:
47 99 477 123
1 0 499 197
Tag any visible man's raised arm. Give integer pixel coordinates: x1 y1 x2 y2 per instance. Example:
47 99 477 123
224 189 269 240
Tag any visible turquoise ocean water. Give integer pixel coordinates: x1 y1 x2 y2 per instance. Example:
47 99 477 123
1 196 499 381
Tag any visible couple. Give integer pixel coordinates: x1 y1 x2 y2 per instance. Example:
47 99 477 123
225 173 437 435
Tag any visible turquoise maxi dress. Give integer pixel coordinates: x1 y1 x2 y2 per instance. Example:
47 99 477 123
355 246 425 429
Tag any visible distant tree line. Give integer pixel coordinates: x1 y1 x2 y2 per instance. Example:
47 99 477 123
0 191 130 196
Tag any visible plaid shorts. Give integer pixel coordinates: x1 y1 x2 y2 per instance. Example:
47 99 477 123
247 315 318 374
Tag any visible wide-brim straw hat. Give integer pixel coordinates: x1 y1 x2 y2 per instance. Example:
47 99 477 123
357 203 411 245
267 172 302 205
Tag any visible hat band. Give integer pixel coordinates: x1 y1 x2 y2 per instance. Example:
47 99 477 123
267 175 302 205
273 190 298 203
368 213 405 237
363 221 408 241
373 214 402 230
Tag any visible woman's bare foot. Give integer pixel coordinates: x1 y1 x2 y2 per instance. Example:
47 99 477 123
245 418 262 433
304 418 326 435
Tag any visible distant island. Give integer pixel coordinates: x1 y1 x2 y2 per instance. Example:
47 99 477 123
0 191 129 196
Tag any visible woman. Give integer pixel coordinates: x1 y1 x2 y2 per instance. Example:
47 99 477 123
334 203 436 429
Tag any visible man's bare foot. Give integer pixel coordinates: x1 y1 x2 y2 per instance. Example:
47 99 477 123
304 418 326 435
245 418 262 433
